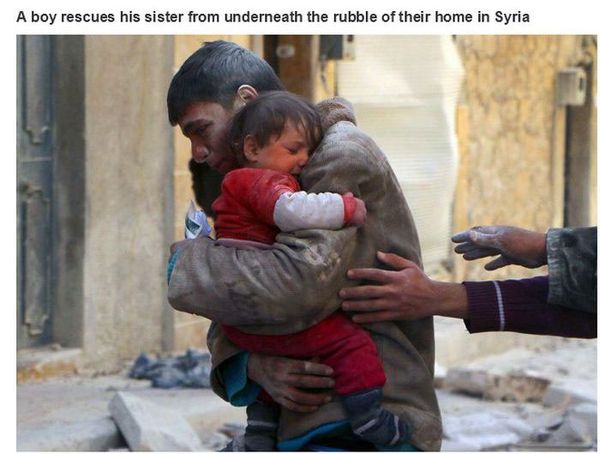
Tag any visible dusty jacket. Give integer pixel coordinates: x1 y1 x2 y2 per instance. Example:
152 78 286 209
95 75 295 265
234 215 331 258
547 226 597 313
168 97 442 450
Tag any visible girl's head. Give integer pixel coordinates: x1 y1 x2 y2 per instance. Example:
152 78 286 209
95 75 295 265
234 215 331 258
228 91 323 175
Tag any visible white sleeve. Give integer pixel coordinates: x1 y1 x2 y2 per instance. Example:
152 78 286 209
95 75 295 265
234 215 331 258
273 191 345 232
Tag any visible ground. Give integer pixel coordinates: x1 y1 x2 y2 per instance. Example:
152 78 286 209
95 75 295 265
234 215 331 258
17 337 596 451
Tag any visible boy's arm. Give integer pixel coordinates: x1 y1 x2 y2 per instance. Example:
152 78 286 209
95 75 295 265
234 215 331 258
168 226 357 335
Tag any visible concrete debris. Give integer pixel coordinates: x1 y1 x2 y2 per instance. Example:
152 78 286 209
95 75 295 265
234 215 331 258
517 405 565 442
205 431 233 451
546 403 598 445
434 362 447 388
444 367 487 395
441 439 480 451
220 422 246 439
442 409 535 451
543 379 597 407
444 367 550 402
129 349 211 389
109 391 205 451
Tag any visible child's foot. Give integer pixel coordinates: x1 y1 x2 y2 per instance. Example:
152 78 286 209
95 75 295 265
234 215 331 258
244 401 280 451
341 388 410 447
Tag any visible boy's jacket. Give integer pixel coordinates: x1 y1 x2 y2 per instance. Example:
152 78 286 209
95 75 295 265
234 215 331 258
168 97 442 450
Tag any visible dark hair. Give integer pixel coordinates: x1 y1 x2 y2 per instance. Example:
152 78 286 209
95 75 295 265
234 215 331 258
167 41 285 125
228 91 323 165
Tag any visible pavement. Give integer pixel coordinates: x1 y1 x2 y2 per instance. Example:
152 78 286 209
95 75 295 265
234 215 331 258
17 335 596 451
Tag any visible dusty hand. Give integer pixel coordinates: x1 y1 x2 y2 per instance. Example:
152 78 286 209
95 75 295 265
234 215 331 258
247 353 335 413
451 225 547 270
340 252 468 322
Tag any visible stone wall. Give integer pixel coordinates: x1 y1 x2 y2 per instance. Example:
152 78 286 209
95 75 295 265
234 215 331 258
453 36 593 281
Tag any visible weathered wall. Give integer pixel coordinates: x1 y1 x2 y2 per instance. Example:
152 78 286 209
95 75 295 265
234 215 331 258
171 35 255 352
453 36 592 281
83 36 174 370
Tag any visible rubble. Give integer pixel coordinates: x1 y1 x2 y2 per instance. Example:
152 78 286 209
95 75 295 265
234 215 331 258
109 392 205 451
444 367 550 402
129 349 211 389
546 403 597 445
438 339 596 451
442 408 534 450
17 339 595 452
544 380 597 407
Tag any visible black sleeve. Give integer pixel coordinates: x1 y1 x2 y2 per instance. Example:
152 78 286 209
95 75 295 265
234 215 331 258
546 226 597 313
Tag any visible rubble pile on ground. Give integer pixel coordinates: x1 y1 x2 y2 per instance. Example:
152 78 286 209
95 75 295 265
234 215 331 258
18 339 595 451
128 348 211 389
436 339 596 451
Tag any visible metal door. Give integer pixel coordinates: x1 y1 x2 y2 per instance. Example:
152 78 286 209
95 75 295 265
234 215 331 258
17 36 54 348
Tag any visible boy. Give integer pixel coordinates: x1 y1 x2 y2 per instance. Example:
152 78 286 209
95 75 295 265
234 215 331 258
200 91 409 450
167 40 441 451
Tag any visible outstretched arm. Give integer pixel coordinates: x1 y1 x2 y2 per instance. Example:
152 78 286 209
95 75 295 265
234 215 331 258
340 252 596 339
339 251 468 322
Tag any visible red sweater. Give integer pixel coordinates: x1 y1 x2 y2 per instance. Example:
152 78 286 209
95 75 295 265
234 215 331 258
212 168 300 244
212 168 356 244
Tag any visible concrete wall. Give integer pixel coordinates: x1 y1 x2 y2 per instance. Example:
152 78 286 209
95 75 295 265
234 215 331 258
453 36 593 282
82 36 174 371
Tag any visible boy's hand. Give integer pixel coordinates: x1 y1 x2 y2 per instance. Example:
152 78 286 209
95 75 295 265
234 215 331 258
247 353 335 413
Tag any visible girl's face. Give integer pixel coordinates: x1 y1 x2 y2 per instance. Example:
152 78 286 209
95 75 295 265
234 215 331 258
244 122 311 176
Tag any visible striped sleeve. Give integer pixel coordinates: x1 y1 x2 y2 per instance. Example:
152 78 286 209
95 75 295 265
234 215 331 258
463 281 504 332
464 276 596 338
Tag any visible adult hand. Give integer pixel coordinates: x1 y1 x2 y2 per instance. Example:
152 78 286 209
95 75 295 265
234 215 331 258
339 251 468 322
247 353 335 413
451 225 547 270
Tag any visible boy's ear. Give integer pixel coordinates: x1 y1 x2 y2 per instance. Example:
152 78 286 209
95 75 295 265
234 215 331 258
243 135 259 163
233 85 258 112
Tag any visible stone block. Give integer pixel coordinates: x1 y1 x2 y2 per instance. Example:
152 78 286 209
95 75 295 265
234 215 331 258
17 347 82 382
548 403 597 444
543 381 597 407
442 409 534 450
109 391 205 451
445 367 550 402
444 367 488 396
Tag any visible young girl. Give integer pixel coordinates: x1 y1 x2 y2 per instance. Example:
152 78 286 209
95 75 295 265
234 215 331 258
211 91 409 451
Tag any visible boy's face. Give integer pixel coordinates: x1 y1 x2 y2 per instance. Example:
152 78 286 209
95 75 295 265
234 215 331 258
178 101 238 175
246 122 311 176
